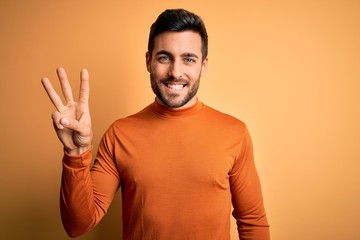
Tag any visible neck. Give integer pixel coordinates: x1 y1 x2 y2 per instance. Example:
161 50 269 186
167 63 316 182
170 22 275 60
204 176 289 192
155 96 198 110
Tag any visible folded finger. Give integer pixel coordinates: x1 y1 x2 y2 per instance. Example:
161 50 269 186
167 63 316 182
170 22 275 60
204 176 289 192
52 111 64 129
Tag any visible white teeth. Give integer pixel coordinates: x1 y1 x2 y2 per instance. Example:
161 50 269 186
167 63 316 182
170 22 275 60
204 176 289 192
168 84 184 90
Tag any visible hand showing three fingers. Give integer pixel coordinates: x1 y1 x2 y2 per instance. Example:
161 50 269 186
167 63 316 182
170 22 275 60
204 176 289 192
41 67 93 155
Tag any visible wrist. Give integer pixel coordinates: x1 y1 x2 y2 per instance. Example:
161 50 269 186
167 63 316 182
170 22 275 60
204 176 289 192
63 145 93 168
66 146 91 156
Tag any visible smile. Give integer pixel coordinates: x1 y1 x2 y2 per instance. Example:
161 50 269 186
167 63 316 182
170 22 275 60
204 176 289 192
165 83 186 90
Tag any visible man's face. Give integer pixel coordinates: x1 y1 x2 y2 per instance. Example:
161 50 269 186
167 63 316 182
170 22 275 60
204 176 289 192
146 31 208 109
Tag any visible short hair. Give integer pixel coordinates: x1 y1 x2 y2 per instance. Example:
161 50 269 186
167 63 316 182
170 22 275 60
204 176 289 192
148 9 208 60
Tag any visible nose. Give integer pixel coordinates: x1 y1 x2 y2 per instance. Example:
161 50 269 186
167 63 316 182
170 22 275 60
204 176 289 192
168 60 183 79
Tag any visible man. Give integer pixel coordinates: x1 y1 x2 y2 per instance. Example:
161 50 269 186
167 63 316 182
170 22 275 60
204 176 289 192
42 9 270 240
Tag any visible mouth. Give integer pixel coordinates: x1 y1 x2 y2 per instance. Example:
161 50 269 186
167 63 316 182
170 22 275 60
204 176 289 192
164 82 187 91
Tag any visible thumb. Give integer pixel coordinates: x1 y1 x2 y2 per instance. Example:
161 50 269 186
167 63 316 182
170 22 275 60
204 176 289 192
60 117 70 127
60 117 86 133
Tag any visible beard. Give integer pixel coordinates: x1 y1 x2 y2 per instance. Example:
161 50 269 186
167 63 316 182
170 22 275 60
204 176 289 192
150 73 200 109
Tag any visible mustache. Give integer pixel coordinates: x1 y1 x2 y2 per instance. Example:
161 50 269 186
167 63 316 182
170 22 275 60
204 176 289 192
160 77 188 84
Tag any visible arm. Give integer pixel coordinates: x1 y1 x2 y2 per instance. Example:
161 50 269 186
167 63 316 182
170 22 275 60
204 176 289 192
41 68 119 237
60 128 120 237
230 127 270 240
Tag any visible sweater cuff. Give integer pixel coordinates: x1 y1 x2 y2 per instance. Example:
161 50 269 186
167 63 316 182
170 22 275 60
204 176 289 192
62 146 93 168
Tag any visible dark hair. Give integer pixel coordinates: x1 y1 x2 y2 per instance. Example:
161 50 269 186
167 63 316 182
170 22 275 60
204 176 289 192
148 9 208 60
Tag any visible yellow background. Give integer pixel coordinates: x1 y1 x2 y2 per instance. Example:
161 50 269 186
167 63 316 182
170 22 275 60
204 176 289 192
1 0 359 239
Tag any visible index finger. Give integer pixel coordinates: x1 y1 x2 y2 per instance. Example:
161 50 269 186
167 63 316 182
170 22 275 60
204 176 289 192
78 69 90 105
41 77 64 112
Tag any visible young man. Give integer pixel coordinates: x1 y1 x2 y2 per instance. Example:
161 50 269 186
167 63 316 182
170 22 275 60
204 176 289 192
42 9 270 240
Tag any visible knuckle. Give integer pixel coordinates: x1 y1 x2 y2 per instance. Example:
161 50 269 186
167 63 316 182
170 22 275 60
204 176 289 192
51 113 57 120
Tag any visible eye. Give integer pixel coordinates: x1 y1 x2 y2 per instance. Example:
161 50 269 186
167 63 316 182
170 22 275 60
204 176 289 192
184 58 196 63
158 55 171 62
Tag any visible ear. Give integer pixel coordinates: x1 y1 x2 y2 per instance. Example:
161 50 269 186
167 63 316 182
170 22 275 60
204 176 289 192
146 51 151 73
200 56 208 77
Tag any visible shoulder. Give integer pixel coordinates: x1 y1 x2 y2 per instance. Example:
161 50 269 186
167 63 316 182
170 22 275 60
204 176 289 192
107 103 154 132
202 104 246 128
197 104 251 141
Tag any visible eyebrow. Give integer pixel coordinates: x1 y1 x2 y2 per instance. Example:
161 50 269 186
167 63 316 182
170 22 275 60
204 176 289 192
155 50 199 59
183 52 199 59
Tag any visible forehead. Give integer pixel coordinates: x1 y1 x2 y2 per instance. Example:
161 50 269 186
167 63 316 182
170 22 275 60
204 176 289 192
153 30 202 56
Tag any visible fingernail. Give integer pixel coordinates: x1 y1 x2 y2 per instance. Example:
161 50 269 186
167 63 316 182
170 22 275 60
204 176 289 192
61 118 69 126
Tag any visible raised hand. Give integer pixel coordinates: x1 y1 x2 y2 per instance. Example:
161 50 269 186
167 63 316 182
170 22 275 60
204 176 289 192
41 67 93 155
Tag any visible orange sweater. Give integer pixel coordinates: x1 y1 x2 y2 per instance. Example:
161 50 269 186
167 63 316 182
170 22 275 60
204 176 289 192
61 100 270 239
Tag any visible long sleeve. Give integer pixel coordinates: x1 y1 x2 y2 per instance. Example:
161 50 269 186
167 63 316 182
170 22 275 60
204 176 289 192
59 101 270 239
60 126 120 237
230 127 270 240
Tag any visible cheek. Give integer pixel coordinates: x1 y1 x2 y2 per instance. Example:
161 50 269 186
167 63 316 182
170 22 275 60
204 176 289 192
151 63 168 77
188 66 203 79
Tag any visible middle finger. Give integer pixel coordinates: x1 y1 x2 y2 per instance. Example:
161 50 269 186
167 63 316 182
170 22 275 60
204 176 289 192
57 67 74 104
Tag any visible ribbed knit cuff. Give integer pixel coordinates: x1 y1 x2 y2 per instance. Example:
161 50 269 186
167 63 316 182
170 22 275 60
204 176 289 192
62 146 93 168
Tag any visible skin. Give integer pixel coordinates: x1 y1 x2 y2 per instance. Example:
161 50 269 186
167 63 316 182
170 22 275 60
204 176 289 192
146 30 208 109
41 30 208 155
41 68 92 155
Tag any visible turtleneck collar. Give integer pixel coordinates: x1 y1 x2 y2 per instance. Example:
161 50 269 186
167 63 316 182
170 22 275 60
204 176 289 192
151 98 204 117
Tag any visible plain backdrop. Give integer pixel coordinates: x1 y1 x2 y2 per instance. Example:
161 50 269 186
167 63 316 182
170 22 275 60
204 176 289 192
1 0 359 239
